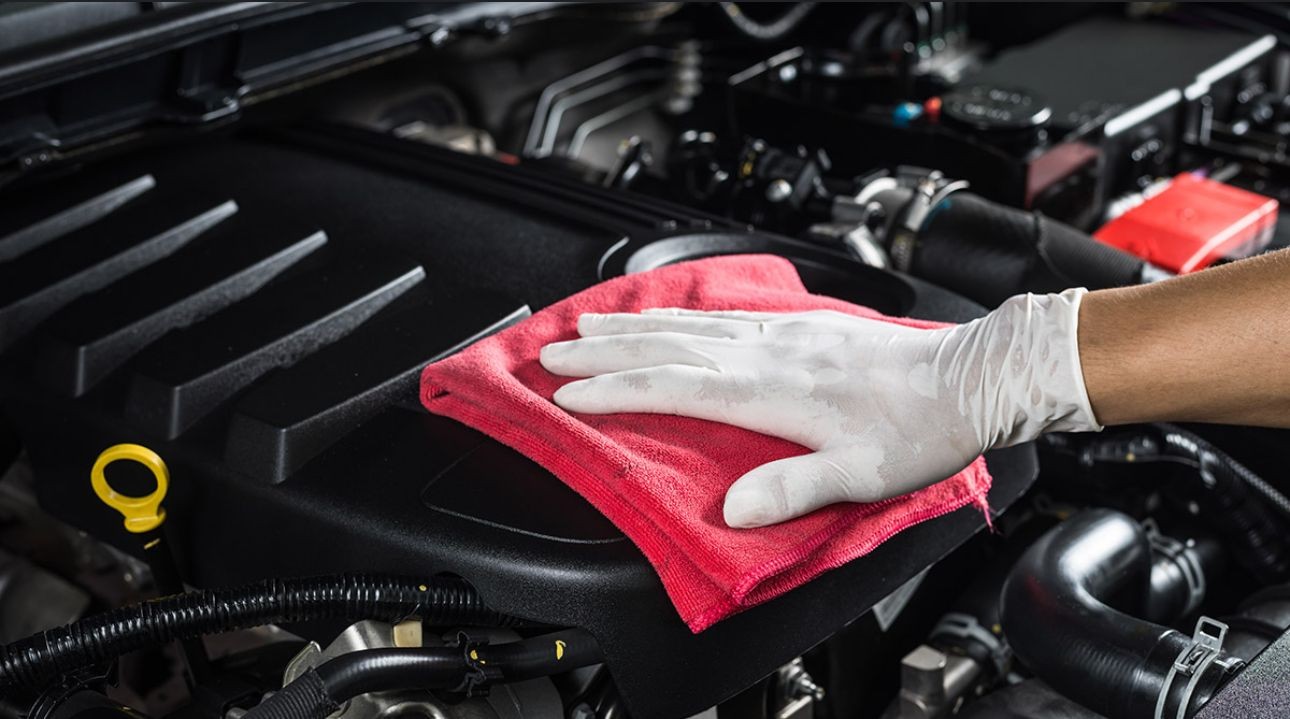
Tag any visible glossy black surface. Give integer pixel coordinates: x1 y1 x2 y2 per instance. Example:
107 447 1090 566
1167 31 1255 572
0 126 1037 719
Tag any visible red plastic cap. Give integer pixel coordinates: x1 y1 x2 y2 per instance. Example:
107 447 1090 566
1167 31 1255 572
923 96 942 123
1094 173 1278 273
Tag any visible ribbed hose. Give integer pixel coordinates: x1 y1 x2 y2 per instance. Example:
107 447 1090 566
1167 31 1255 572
248 671 339 719
1001 511 1239 719
1159 423 1290 522
0 574 520 692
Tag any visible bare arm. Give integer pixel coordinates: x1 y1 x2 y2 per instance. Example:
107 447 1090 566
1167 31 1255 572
1080 248 1290 428
542 249 1290 527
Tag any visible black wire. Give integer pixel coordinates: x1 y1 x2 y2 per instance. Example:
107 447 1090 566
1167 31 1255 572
0 574 522 692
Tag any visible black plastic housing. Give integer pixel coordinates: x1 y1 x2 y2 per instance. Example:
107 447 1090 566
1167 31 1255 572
0 125 1036 718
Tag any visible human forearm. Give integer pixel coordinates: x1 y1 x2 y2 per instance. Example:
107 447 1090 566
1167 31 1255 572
540 250 1290 526
1079 248 1290 427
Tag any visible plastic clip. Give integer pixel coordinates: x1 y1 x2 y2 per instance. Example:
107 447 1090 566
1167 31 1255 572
452 631 502 697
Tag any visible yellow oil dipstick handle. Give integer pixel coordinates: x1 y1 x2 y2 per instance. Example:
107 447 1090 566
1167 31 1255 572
91 443 169 534
89 443 212 685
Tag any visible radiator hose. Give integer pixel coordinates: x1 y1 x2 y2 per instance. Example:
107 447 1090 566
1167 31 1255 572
1000 510 1242 719
245 629 599 719
0 574 521 692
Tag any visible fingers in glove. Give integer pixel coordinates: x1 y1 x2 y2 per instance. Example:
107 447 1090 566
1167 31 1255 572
643 307 901 335
552 364 724 415
541 332 728 377
722 446 892 528
642 307 787 321
576 312 748 339
553 365 821 448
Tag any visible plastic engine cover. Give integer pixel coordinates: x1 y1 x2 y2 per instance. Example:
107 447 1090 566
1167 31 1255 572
0 125 1037 719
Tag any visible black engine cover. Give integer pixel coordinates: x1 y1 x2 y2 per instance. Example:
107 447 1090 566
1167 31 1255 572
0 126 1036 718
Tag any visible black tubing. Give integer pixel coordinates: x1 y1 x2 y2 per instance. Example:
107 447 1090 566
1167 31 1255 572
0 574 520 692
246 671 339 719
1000 510 1237 719
913 192 1146 307
245 629 600 719
314 649 468 702
1042 428 1290 581
468 628 600 681
1158 423 1290 522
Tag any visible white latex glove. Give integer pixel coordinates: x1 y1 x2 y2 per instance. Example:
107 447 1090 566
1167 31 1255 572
539 289 1102 528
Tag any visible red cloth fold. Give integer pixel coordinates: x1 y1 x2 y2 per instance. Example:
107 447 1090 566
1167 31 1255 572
420 255 991 632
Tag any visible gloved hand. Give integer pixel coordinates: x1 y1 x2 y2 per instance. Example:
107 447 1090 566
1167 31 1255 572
540 289 1102 528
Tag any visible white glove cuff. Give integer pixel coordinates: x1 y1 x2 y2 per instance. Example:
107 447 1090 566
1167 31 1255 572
1057 286 1099 431
956 287 1104 449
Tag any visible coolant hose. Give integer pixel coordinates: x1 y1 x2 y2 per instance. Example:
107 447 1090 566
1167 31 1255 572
0 574 521 692
1001 510 1240 719
906 192 1147 307
244 629 599 719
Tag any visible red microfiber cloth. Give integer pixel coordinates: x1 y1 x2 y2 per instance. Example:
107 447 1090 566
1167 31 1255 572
420 255 992 632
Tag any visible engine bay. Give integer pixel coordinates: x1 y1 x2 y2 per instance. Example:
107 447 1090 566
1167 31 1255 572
1 3 1290 719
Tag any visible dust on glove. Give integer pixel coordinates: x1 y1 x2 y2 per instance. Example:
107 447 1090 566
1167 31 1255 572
540 289 1102 528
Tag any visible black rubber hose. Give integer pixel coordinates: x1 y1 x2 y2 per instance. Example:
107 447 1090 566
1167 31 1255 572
1000 510 1239 719
1041 428 1290 581
245 629 600 719
911 192 1147 307
1158 423 1290 522
468 628 600 681
0 574 521 692
245 671 338 719
314 649 469 702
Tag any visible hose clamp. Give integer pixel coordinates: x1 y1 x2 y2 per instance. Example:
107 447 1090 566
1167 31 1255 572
1144 519 1207 617
930 612 1010 676
1154 617 1240 719
888 173 970 272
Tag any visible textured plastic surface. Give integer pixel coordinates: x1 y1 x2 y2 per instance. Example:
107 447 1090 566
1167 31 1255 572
1095 174 1278 274
0 126 1037 719
1196 628 1290 719
0 3 564 167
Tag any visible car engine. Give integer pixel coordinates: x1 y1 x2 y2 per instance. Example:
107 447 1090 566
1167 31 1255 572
1 3 1290 719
